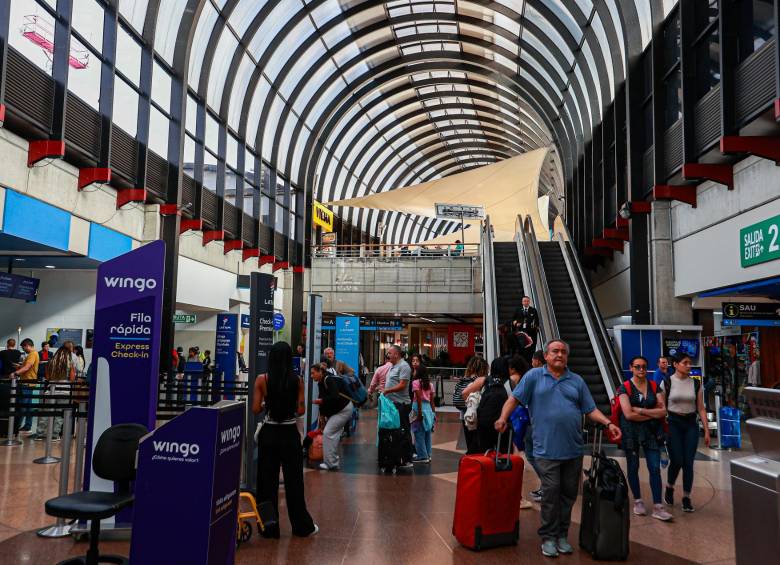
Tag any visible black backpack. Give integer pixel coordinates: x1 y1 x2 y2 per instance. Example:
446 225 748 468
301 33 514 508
476 377 508 429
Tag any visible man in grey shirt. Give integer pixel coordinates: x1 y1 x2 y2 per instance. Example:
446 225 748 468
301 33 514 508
382 345 414 468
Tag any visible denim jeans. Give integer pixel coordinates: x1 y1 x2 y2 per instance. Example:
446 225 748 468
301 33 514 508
523 422 543 479
413 425 432 459
667 414 699 493
625 448 662 504
17 385 34 429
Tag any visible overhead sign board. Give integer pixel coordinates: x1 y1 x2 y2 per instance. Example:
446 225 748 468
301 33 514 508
435 203 485 220
740 215 780 267
174 313 197 324
722 301 780 326
312 200 334 232
0 273 39 302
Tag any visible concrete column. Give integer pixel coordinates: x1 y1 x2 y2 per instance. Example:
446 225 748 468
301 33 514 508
650 200 693 325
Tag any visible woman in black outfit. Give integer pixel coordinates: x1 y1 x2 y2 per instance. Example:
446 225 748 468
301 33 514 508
253 341 318 538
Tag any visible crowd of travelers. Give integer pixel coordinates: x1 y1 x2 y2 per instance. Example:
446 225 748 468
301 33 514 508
249 322 712 557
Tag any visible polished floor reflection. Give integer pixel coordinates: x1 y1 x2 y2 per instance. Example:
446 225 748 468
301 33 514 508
0 411 738 564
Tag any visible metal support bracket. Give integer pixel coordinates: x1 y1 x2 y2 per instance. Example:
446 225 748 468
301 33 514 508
180 218 203 234
202 230 226 246
653 184 697 207
223 240 243 254
116 188 146 209
720 136 780 164
28 140 65 167
242 248 260 262
682 163 733 189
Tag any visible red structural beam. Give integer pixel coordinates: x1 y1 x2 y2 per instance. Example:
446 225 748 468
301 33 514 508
774 98 780 121
653 185 697 207
584 247 613 259
180 218 203 234
242 248 260 262
603 228 630 241
116 188 146 209
202 230 225 245
720 136 780 164
159 204 180 216
272 261 289 272
615 216 629 229
682 163 733 189
293 266 305 274
259 255 276 266
28 140 65 167
629 201 652 214
223 240 243 254
78 167 111 190
0 104 6 127
592 238 625 252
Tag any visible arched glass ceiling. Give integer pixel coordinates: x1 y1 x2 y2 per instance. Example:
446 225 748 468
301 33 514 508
107 0 656 242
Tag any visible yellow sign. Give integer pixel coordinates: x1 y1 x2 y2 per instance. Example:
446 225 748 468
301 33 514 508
312 201 334 232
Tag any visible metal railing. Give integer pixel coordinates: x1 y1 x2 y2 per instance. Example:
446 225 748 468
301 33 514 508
516 215 558 344
554 225 622 397
312 242 479 258
311 255 481 294
481 217 500 361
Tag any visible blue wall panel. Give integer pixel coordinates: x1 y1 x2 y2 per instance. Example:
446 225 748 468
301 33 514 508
88 223 132 262
641 330 662 366
2 190 70 250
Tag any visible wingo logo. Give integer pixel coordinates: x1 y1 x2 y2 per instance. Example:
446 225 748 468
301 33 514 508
152 440 200 458
220 426 241 444
103 276 158 293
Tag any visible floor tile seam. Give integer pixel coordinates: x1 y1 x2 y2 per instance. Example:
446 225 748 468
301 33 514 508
340 510 361 565
419 511 454 554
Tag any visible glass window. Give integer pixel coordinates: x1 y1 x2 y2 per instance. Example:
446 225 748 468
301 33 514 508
113 77 139 136
67 36 101 109
228 54 256 130
227 134 239 169
72 0 103 50
183 134 196 179
739 0 775 60
152 61 172 113
228 0 270 37
116 25 142 85
187 2 219 89
186 94 198 136
694 0 718 35
207 30 240 112
205 112 219 152
11 0 55 75
149 106 169 156
663 67 682 128
662 10 680 71
119 0 148 34
694 28 720 98
154 1 187 64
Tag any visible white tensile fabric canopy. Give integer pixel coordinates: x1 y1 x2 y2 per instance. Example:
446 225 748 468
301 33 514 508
328 148 552 243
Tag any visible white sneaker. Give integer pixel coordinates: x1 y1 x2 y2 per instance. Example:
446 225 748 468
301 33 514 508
311 524 319 536
633 500 647 516
318 463 330 471
652 504 673 521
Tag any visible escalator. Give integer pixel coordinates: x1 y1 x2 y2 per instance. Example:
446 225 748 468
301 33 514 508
537 241 612 414
493 242 524 340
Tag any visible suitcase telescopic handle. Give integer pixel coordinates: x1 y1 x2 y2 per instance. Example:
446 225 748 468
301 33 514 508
494 429 513 472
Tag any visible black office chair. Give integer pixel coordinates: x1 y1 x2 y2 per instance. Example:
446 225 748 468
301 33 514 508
45 423 147 565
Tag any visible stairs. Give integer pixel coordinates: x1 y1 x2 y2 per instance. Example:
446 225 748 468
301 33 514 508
493 242 524 333
538 242 610 414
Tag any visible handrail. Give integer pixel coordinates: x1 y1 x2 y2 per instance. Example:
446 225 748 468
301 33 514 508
516 215 558 345
554 225 622 398
481 217 500 361
312 243 479 258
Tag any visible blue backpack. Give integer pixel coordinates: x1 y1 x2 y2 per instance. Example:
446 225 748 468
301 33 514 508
335 371 368 407
509 405 530 451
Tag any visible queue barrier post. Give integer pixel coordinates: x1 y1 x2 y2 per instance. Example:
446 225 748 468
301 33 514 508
37 407 74 538
1 378 22 447
33 383 61 464
73 402 87 490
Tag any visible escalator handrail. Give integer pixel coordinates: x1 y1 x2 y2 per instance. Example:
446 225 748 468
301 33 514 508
481 216 500 361
517 215 558 345
553 229 621 399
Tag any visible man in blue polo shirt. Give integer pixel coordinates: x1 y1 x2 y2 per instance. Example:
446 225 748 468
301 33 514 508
496 339 620 558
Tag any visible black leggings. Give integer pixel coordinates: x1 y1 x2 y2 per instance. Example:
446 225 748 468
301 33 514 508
257 424 315 537
667 414 699 494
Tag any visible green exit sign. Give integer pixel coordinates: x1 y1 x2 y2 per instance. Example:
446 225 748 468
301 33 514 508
174 314 197 324
741 214 780 267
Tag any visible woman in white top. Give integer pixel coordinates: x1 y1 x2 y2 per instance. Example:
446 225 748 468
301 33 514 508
660 352 710 513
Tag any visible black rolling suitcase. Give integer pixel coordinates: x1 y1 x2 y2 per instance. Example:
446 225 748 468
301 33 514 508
579 427 630 561
378 428 403 472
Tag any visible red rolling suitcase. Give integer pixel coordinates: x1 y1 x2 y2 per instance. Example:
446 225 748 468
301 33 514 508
452 432 524 550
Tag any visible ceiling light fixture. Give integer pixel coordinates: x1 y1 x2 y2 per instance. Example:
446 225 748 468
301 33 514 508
45 265 56 269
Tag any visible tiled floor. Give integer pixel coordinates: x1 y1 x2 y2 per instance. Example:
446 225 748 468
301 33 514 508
0 411 740 564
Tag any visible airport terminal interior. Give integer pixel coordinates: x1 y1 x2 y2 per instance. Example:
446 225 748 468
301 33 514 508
0 0 779 563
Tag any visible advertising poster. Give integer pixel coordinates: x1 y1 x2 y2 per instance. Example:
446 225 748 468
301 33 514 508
214 313 238 398
663 338 699 361
84 241 165 526
46 328 84 348
336 316 360 374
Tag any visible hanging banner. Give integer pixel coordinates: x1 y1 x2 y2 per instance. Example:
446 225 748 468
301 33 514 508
244 272 276 489
336 316 360 374
312 200 334 232
84 241 165 527
214 313 238 398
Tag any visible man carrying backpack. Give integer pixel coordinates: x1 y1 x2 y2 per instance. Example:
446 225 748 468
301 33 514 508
495 340 620 558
